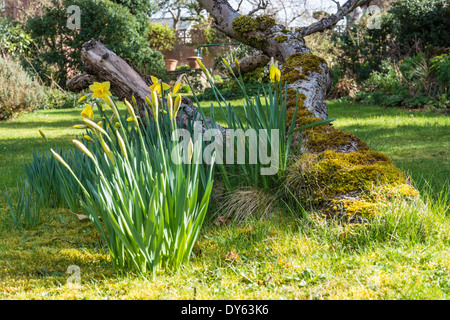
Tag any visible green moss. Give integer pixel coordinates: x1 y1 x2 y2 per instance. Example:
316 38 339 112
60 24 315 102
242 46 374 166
275 35 288 43
231 16 271 49
256 16 276 29
231 16 259 36
280 69 306 83
286 53 326 75
286 150 410 206
281 29 289 34
248 36 269 50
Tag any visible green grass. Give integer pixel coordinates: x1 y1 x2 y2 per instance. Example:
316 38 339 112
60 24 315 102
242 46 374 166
0 101 449 299
327 101 449 197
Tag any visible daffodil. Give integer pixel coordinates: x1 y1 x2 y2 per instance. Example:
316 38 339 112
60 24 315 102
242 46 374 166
116 133 128 160
172 82 181 95
83 118 108 137
149 76 170 96
84 135 92 142
73 124 88 129
114 122 121 129
222 58 233 74
270 64 281 82
89 82 112 100
234 58 240 73
170 94 182 120
81 104 94 120
124 99 138 125
101 139 115 165
197 58 211 80
77 95 87 103
187 138 194 162
150 89 159 121
38 130 47 142
73 139 95 162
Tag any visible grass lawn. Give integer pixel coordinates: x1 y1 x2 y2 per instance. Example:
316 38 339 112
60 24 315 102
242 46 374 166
0 101 449 299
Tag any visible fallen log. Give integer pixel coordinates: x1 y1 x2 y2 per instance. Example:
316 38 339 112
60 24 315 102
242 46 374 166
67 39 225 135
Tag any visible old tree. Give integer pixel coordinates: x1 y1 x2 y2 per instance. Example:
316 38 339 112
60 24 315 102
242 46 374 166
68 0 418 217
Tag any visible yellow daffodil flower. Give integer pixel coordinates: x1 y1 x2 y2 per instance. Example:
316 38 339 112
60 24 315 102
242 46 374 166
77 95 87 103
173 82 181 95
114 122 121 129
171 94 181 120
84 135 92 142
149 76 170 96
270 64 281 82
89 82 112 100
81 104 94 120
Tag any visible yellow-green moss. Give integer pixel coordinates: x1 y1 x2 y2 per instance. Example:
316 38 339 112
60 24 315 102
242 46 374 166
256 16 276 29
286 150 411 211
231 16 275 49
286 53 326 75
281 68 307 83
330 198 379 217
275 35 288 43
279 53 326 85
232 15 259 35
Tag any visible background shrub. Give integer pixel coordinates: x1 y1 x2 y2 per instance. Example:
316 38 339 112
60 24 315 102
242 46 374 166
148 22 176 51
26 0 166 88
0 56 46 120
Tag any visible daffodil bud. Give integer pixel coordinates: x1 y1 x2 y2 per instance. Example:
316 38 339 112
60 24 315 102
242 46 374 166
51 149 72 171
38 130 47 142
187 138 194 162
73 139 95 162
116 133 128 160
101 139 115 165
83 118 108 137
173 94 182 120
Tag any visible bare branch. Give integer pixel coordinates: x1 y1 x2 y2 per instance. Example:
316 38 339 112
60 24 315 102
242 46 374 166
331 0 342 11
301 0 373 36
247 0 268 16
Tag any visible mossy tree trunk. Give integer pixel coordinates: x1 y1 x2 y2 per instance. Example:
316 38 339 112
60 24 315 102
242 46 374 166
198 0 419 218
197 0 372 124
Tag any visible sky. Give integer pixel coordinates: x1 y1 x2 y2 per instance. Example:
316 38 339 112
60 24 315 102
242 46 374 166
152 0 351 27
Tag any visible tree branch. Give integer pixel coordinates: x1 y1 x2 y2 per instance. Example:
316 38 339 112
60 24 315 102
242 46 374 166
230 51 270 74
300 0 372 36
247 0 268 16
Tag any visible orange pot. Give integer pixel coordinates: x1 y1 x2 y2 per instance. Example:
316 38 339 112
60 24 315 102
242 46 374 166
187 56 202 69
164 59 178 71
